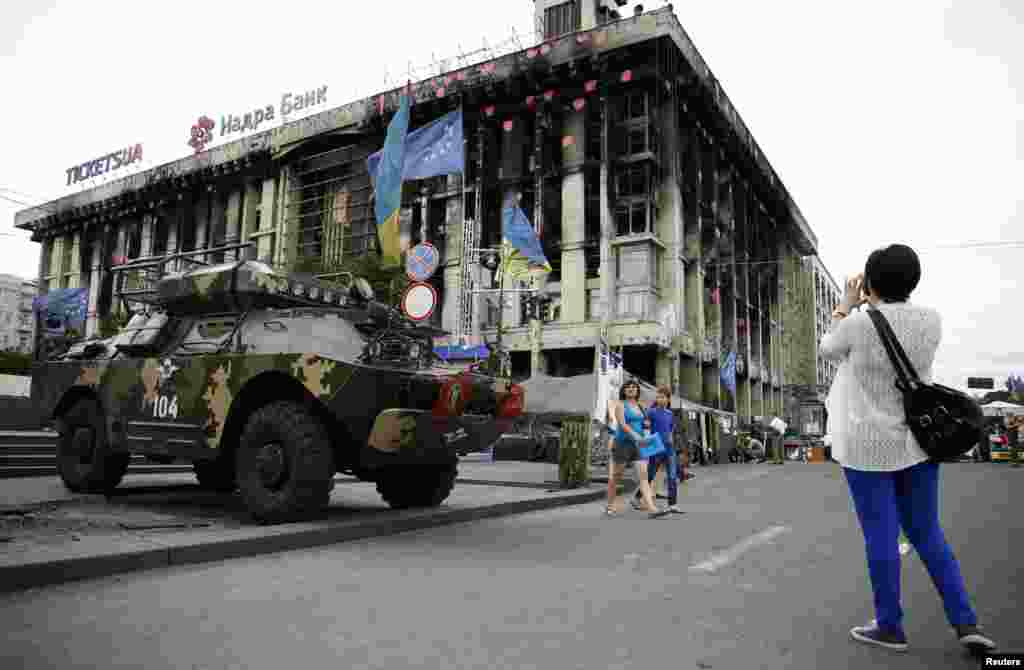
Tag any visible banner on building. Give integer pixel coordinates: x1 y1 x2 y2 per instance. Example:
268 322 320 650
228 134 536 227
720 350 737 396
593 339 624 423
32 288 88 337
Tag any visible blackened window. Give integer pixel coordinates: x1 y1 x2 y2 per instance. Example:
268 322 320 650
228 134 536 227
615 202 650 236
152 216 168 256
618 164 648 198
627 91 647 120
126 223 142 259
544 1 581 39
628 127 648 155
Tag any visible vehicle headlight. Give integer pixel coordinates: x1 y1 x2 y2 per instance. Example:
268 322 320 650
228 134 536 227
408 342 422 360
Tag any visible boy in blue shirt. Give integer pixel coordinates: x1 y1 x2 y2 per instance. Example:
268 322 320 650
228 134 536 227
632 385 683 514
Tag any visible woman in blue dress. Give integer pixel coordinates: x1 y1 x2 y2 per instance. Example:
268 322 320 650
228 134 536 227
604 379 659 516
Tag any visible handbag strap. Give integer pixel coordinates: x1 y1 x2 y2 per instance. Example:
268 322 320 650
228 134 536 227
865 306 920 392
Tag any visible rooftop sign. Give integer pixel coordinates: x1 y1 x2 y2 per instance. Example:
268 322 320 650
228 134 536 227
188 85 328 154
65 144 143 186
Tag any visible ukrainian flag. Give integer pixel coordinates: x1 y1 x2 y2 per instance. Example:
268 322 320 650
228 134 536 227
500 192 551 280
371 86 412 267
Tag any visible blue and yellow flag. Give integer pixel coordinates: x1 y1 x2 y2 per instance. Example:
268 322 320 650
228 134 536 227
371 86 412 267
367 109 464 181
500 192 551 281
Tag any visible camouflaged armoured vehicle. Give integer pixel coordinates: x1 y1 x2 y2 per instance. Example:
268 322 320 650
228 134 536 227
32 255 518 523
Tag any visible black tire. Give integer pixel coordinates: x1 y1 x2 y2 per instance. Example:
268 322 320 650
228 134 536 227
193 458 237 492
376 464 457 510
235 401 333 523
56 396 130 494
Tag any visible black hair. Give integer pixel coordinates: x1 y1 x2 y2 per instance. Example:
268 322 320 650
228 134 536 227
864 244 921 303
619 379 640 401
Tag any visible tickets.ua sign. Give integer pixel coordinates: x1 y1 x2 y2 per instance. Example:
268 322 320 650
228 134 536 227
65 144 143 186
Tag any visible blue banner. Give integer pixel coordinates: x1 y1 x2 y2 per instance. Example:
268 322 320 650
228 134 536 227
33 288 88 335
367 109 464 182
720 351 737 396
434 344 490 361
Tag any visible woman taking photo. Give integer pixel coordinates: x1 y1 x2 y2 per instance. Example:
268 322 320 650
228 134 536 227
821 244 995 653
604 379 659 516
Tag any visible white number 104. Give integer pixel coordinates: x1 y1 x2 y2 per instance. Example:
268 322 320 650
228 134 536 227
153 395 179 419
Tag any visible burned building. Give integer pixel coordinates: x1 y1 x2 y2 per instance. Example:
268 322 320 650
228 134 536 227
15 1 833 425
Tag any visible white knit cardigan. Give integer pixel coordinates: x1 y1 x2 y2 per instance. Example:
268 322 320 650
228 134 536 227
821 301 940 471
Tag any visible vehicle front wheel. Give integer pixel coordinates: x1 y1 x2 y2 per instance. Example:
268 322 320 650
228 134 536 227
56 397 130 493
235 401 333 523
376 464 457 509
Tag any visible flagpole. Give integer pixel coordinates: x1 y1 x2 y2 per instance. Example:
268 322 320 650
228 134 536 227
496 240 506 356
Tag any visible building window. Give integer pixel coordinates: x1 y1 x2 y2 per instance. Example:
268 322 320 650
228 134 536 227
617 164 649 198
615 200 650 237
543 1 581 39
626 91 647 121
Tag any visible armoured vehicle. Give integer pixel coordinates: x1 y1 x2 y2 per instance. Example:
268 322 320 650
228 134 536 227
32 250 520 522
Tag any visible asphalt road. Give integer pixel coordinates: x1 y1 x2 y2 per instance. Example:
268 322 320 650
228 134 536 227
0 462 1019 670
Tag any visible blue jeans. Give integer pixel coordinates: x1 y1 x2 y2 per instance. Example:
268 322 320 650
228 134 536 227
843 461 977 634
647 446 678 505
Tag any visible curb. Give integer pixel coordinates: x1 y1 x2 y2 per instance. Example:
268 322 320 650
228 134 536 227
0 487 605 594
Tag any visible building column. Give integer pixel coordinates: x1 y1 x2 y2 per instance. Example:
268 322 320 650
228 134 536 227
441 194 463 335
734 182 752 422
749 261 764 418
680 123 704 402
140 214 154 259
194 191 210 254
701 143 721 409
241 181 261 256
256 177 277 263
598 94 615 336
656 82 684 391
223 187 242 261
85 227 104 338
210 190 228 262
560 109 586 324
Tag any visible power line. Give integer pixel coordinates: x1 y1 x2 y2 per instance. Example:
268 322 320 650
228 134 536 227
0 193 35 208
921 240 1024 250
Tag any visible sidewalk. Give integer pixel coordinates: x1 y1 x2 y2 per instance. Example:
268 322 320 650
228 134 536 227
0 457 604 594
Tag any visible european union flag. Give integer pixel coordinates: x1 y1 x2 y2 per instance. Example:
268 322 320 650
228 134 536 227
367 110 464 182
720 351 737 396
501 192 551 280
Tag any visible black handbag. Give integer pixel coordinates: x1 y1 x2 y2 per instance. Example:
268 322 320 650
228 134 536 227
865 306 984 461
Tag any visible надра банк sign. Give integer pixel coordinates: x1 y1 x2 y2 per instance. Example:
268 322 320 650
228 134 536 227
66 144 143 186
218 85 327 138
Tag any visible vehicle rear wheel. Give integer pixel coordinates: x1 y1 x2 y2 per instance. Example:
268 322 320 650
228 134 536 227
376 464 457 509
193 458 237 492
56 397 130 493
235 401 333 523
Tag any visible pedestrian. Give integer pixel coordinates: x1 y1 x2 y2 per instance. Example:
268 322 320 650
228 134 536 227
821 244 996 653
604 379 659 516
631 385 682 514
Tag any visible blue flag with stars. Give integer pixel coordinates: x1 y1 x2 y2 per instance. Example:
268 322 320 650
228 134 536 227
720 351 737 396
367 109 464 181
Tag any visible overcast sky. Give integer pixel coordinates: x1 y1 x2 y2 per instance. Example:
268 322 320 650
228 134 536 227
1 0 1020 391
